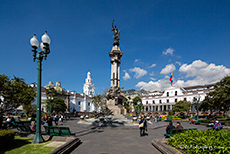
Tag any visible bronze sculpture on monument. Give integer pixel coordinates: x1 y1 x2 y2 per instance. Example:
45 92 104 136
105 20 127 115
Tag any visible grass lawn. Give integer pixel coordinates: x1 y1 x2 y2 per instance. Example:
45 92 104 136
0 136 57 154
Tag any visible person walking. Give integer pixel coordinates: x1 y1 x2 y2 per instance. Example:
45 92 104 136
139 116 147 137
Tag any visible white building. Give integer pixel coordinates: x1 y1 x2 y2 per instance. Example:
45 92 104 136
30 72 98 113
141 84 214 113
83 72 95 97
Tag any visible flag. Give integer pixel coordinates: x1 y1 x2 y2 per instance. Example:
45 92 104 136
170 73 173 86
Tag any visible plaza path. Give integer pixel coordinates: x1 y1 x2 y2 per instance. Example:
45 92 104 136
61 118 208 154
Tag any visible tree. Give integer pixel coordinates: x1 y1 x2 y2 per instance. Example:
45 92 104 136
124 97 131 113
132 96 142 116
92 94 103 111
208 76 230 115
172 100 191 115
45 96 66 113
199 94 215 114
0 75 36 115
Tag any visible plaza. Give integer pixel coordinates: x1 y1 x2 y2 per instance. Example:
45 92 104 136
17 117 209 154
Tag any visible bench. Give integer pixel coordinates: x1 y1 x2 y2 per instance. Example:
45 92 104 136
44 126 75 136
164 128 197 138
164 118 172 122
16 125 35 134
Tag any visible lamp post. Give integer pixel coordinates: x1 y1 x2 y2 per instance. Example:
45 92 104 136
192 100 195 119
137 101 141 118
48 96 53 114
196 95 200 120
30 31 51 144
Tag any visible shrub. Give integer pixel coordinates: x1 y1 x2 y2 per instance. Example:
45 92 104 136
0 129 15 148
172 118 182 120
167 129 230 153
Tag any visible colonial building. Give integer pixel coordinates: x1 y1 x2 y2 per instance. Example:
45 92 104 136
141 84 214 113
30 72 98 113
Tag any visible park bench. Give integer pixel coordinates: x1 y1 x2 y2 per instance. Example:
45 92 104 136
16 125 35 134
164 118 172 122
44 126 75 137
164 128 197 138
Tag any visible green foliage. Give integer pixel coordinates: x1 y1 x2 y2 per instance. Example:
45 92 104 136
124 97 132 113
167 129 230 153
0 75 36 114
0 129 15 148
45 96 66 113
132 96 142 115
172 101 191 114
92 94 103 111
201 76 230 114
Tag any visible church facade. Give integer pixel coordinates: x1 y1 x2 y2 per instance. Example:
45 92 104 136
30 72 98 113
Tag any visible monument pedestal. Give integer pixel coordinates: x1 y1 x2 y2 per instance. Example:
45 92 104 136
107 99 127 115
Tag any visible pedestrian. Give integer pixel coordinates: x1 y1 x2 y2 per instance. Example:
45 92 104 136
139 116 147 137
176 122 183 129
31 118 36 131
54 114 58 125
165 121 175 136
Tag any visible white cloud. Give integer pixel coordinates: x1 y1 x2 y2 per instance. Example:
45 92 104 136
123 72 131 80
134 59 139 62
150 77 156 81
149 72 154 76
162 47 175 56
129 67 147 79
160 64 176 75
176 61 181 66
136 60 230 91
149 63 156 68
135 79 170 91
176 59 230 87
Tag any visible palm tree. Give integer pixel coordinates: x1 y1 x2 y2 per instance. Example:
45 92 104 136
92 94 102 112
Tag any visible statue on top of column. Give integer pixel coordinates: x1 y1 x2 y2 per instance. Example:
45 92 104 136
111 19 120 46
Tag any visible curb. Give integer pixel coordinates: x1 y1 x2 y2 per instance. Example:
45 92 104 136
49 138 81 154
151 139 180 154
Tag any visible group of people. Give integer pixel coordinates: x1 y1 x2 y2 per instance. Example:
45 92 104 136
41 114 65 127
165 121 183 135
212 118 224 130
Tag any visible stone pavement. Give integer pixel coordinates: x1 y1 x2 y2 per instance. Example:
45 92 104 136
60 118 209 154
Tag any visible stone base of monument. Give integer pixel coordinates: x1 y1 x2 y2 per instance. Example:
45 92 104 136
106 99 127 115
107 104 127 115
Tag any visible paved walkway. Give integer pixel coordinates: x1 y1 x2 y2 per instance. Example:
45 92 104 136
59 118 209 154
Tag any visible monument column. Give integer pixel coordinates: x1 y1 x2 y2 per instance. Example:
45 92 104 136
106 20 126 115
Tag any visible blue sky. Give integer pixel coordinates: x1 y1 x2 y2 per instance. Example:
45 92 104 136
1 0 230 94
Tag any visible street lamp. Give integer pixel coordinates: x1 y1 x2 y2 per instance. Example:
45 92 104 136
48 96 53 114
137 101 141 118
196 95 200 120
192 99 196 119
30 31 51 144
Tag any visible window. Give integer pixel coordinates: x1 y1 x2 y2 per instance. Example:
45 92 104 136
152 100 155 104
175 91 177 96
78 101 81 105
159 100 162 103
175 99 177 103
146 106 148 112
167 92 169 97
167 99 169 103
184 98 187 101
88 102 90 106
146 101 148 104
